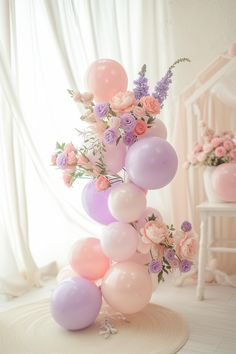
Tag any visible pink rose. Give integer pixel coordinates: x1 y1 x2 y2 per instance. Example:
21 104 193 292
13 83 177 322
51 154 57 165
134 120 147 136
140 96 160 116
67 151 77 165
132 106 145 119
109 116 121 129
64 143 76 154
211 137 223 148
110 91 136 113
193 143 203 153
176 233 198 261
95 176 110 191
197 152 207 162
215 146 226 157
223 140 234 151
230 149 236 160
142 220 168 245
203 143 214 153
63 172 73 187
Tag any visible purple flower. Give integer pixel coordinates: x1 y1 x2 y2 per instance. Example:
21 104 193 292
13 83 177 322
120 113 136 132
149 259 162 274
94 103 109 118
123 132 137 146
133 64 149 100
164 248 176 261
181 221 192 232
56 152 68 169
152 69 173 109
179 259 192 273
103 129 117 144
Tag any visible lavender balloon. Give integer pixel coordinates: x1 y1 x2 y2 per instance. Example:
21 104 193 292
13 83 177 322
125 137 178 190
50 277 102 330
82 180 117 225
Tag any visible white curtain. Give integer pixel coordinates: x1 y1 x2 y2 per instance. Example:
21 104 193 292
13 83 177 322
0 0 173 298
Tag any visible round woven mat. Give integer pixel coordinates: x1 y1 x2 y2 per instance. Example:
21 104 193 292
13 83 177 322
0 299 188 354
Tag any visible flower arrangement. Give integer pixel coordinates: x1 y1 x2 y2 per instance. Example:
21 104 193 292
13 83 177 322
136 215 197 282
51 58 190 189
50 58 197 333
185 121 236 168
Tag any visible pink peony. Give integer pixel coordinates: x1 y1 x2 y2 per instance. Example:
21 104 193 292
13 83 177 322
215 146 226 157
64 143 76 154
230 149 236 161
141 220 168 245
140 96 160 116
110 91 136 113
223 140 234 151
193 143 203 153
176 233 198 261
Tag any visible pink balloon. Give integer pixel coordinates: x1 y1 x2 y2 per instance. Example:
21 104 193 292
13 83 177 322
56 266 77 283
103 142 126 174
141 119 167 140
127 251 152 265
211 163 236 202
101 222 138 262
69 238 110 281
101 262 152 314
87 59 128 103
108 182 147 223
135 207 163 230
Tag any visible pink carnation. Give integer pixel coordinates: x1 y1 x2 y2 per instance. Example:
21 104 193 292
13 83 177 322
215 146 226 157
64 143 76 154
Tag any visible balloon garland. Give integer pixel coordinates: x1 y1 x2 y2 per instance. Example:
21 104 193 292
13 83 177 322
50 58 198 331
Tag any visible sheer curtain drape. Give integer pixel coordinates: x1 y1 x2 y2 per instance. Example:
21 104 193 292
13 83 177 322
0 0 173 298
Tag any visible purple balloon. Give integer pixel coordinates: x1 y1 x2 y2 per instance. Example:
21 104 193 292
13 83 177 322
125 137 178 190
50 277 102 330
82 180 117 225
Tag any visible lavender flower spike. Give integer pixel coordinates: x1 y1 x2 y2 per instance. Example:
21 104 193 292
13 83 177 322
133 64 149 100
152 69 173 109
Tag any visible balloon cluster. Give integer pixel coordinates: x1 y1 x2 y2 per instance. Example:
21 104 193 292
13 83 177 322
51 58 197 331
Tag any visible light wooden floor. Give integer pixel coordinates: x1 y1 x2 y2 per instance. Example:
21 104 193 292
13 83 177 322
1 279 236 354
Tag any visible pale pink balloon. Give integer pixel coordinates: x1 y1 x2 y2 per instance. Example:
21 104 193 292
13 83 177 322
141 119 167 140
56 266 77 283
103 142 126 174
108 182 147 223
211 163 236 202
127 251 152 265
86 59 128 103
101 222 138 262
101 262 152 314
135 207 163 230
69 238 110 281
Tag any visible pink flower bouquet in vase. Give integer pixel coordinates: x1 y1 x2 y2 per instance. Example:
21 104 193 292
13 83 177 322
50 58 198 335
185 121 236 202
